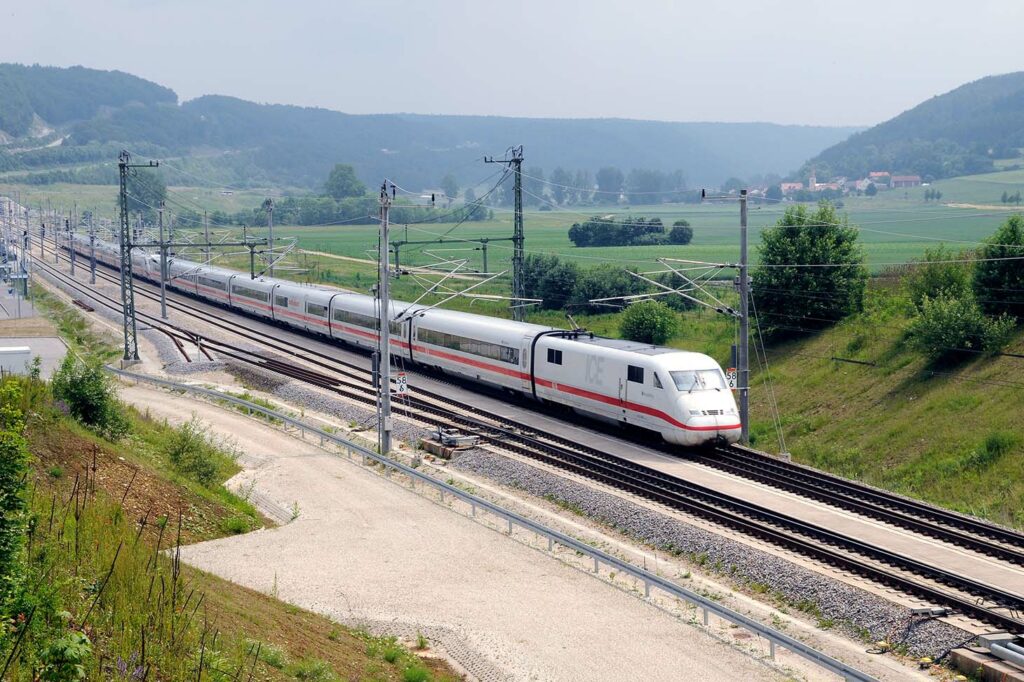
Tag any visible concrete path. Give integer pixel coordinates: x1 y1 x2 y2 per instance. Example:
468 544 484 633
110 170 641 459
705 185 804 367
122 384 784 681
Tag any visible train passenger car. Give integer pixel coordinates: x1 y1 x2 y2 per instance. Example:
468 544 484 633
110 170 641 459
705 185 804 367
166 258 199 295
226 275 275 317
187 265 234 305
531 334 740 446
270 282 335 336
408 307 550 391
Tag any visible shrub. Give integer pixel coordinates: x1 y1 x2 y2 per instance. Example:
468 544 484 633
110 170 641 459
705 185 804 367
39 630 92 681
973 214 1024 318
907 293 1014 363
668 219 693 245
903 244 972 310
287 657 337 681
619 300 679 344
51 355 128 439
569 264 648 313
165 416 218 486
0 381 29 609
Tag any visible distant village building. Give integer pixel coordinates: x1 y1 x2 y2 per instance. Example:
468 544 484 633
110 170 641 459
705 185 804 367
780 182 804 194
868 171 892 187
890 175 922 188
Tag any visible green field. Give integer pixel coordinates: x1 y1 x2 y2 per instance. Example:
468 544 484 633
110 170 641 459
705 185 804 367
233 200 1017 275
5 177 1023 277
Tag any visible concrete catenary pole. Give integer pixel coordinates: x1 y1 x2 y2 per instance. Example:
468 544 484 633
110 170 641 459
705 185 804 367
377 182 393 455
738 189 750 444
158 201 168 319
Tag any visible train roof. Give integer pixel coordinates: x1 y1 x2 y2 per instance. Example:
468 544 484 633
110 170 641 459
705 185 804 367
566 336 678 356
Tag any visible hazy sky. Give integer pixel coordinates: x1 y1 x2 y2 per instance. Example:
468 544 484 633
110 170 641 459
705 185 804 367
4 0 1022 127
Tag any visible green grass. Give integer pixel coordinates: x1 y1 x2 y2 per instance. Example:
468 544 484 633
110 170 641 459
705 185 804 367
748 284 1024 528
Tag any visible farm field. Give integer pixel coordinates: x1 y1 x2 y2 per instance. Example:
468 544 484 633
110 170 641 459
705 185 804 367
203 200 1017 275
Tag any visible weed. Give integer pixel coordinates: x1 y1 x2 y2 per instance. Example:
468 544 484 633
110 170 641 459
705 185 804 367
47 465 64 478
415 632 429 650
290 501 301 521
403 665 430 682
257 642 289 669
219 515 252 535
287 657 337 681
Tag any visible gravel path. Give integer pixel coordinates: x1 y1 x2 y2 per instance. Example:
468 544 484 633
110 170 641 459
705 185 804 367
121 384 785 682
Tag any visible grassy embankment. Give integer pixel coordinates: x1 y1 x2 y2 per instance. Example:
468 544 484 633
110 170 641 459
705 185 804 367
1 291 458 681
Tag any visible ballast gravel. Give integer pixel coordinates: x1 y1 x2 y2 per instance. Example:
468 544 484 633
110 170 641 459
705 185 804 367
451 449 977 659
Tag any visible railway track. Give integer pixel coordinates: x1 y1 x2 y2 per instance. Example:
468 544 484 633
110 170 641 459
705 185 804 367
32 243 1024 633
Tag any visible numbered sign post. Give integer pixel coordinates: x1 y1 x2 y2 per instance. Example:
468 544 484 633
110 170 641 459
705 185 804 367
393 371 408 395
726 367 737 390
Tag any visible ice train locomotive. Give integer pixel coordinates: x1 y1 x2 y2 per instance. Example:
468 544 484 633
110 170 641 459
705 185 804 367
71 235 741 446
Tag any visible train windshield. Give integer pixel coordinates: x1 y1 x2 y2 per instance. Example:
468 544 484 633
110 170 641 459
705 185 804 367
670 369 727 392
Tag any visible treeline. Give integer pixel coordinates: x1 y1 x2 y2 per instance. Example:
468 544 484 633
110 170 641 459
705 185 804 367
800 72 1024 182
523 253 695 314
488 166 699 207
0 63 175 137
567 216 693 247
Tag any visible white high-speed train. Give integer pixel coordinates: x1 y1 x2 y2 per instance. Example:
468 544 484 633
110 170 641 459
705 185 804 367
71 235 741 446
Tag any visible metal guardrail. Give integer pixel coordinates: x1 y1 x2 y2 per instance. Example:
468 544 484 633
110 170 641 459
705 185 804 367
110 367 878 682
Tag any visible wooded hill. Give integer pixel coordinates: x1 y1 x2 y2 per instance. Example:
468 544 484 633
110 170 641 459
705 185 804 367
799 72 1024 181
0 63 858 190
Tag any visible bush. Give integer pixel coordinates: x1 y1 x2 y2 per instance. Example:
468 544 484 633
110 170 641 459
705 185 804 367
903 244 972 310
522 253 580 310
973 214 1024 319
668 220 693 245
907 293 1014 363
51 355 128 440
569 264 648 313
165 416 218 486
0 381 29 610
619 300 679 344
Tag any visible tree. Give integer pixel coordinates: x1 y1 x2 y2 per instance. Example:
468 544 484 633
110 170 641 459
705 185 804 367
865 182 878 197
324 164 366 200
904 244 972 311
464 187 476 204
124 169 165 222
595 167 624 203
440 174 458 200
973 214 1024 318
550 167 572 205
765 185 783 202
626 169 666 204
619 300 679 344
721 177 745 193
752 201 868 339
1001 190 1009 204
668 219 693 245
573 169 593 204
522 167 546 206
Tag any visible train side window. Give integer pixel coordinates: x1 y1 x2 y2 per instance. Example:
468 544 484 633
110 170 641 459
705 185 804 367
274 295 288 307
653 372 663 389
306 302 327 317
546 348 562 365
627 365 644 383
